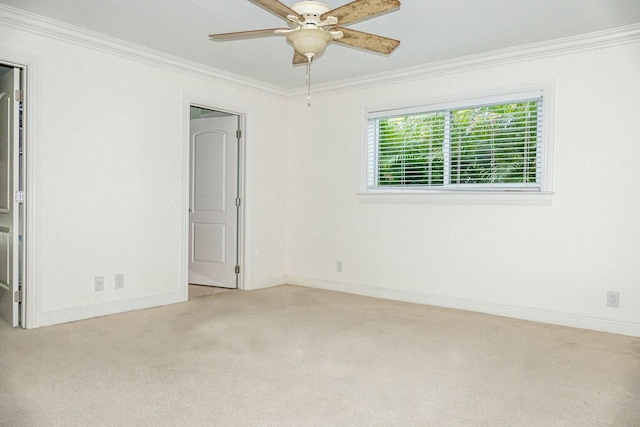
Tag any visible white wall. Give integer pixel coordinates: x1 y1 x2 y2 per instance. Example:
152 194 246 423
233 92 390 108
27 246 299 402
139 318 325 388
3 7 639 337
285 38 640 336
0 13 289 327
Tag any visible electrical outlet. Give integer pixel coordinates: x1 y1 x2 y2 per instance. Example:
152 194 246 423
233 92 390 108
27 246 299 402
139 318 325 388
115 273 124 289
94 276 104 292
336 260 342 273
607 291 620 308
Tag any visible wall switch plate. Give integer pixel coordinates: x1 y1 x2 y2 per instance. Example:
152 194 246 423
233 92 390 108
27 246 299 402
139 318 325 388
94 276 104 292
336 260 342 273
607 291 620 308
115 273 124 289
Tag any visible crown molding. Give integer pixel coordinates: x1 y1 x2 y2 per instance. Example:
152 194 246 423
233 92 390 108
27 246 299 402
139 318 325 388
287 23 640 99
2 4 639 101
0 4 287 98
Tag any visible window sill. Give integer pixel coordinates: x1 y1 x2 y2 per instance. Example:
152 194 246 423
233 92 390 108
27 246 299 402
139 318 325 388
357 191 554 206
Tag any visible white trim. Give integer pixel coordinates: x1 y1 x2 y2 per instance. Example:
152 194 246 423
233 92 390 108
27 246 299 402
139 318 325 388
0 4 284 97
181 95 249 295
1 4 638 99
39 291 184 327
367 89 544 119
289 24 640 98
237 114 251 290
0 52 38 329
236 114 248 291
357 191 554 206
360 81 555 202
364 81 555 123
181 101 190 303
286 276 640 338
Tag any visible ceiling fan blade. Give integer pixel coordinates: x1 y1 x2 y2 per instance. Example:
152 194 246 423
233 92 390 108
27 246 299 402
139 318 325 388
322 0 401 26
333 27 400 54
292 50 308 65
249 0 303 22
209 28 284 41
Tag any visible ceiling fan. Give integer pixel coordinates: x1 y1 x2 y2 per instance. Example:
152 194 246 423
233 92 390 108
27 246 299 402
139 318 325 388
209 0 401 104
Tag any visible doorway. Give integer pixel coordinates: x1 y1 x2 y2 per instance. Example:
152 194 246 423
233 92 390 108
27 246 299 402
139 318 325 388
0 63 25 327
188 106 242 295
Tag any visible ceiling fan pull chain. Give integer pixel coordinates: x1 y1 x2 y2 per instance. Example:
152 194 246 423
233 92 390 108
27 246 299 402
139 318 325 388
306 57 312 107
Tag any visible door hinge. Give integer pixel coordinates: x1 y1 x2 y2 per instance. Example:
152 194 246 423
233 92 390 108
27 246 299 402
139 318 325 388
15 190 24 204
14 289 22 303
234 265 240 274
236 129 242 139
15 89 23 103
235 197 241 207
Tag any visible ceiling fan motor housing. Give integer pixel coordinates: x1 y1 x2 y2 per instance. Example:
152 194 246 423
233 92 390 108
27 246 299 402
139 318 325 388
291 1 332 20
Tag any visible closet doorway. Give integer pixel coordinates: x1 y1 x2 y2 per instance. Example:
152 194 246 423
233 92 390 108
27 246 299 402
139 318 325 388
0 62 26 327
188 106 243 294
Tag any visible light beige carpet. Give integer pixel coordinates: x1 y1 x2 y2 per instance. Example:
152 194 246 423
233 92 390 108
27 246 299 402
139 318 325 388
189 284 234 298
1 285 639 426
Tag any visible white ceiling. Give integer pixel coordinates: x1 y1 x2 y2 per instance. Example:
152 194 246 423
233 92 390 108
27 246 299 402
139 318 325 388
2 0 640 90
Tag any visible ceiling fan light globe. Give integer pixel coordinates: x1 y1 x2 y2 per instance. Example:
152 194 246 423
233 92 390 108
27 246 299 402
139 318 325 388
286 28 334 58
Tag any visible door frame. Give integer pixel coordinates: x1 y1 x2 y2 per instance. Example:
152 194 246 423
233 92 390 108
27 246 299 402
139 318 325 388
0 57 33 328
181 97 247 299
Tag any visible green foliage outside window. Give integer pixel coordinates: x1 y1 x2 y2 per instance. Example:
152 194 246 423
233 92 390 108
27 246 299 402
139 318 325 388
377 101 539 187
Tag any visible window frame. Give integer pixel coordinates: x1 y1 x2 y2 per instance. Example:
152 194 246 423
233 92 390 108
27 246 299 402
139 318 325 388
360 85 555 205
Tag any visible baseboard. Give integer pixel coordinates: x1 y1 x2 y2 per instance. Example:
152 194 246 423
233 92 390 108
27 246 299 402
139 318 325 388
38 276 288 327
246 276 287 291
39 291 185 327
286 275 640 338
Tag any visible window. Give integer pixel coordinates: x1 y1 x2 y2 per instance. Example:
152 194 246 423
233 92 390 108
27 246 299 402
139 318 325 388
366 91 545 193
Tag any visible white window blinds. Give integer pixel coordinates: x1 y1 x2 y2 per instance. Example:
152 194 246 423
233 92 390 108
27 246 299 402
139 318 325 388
366 91 544 191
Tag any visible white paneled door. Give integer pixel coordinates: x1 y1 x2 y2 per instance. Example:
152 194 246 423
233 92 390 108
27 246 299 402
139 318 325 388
0 67 21 326
189 115 239 288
